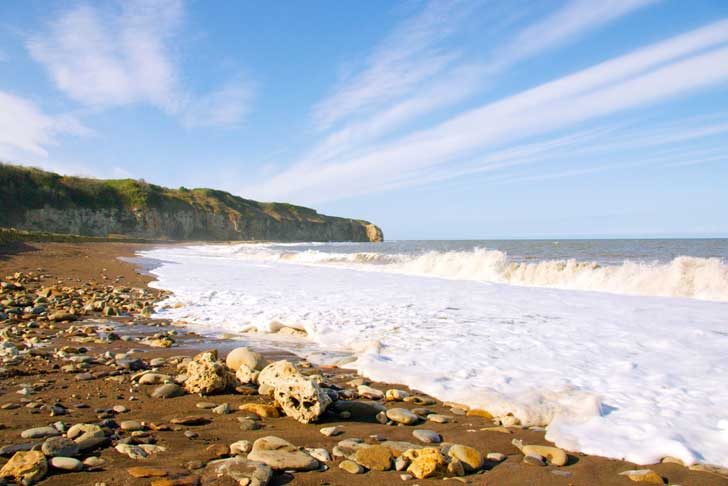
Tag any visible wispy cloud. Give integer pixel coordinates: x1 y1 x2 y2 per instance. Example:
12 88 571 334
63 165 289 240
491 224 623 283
0 90 91 160
251 17 728 203
27 0 253 127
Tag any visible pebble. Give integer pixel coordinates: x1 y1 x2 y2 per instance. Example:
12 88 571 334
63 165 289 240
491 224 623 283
238 418 262 431
320 426 343 437
112 405 128 413
486 452 506 462
619 469 665 484
170 416 210 426
427 414 451 424
21 426 61 439
83 456 105 468
247 436 319 471
354 445 393 471
357 385 384 400
523 454 545 466
412 429 441 444
386 408 419 425
211 403 230 415
195 402 217 409
120 420 144 432
339 460 365 474
447 444 483 472
385 389 409 401
42 437 79 458
50 456 83 471
230 440 252 455
305 448 332 463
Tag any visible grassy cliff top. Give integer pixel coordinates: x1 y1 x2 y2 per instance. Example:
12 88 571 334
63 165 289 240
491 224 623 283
0 163 352 223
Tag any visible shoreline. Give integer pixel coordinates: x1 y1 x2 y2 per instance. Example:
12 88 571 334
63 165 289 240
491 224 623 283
0 241 725 485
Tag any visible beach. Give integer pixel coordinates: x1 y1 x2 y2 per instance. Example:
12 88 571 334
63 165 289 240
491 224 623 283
0 241 724 485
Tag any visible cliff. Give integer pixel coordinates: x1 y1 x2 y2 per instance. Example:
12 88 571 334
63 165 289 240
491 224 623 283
0 164 383 242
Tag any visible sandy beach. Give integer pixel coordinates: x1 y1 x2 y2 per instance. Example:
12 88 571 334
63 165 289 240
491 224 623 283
0 241 725 486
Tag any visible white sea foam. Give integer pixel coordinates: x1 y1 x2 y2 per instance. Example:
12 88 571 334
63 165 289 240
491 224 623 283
139 243 728 468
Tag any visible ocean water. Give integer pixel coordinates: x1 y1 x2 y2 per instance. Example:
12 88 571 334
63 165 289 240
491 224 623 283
138 239 728 467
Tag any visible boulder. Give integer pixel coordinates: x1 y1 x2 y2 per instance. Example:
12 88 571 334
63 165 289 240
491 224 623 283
201 456 272 486
226 347 265 372
403 447 446 479
0 450 48 485
185 350 234 395
247 436 319 471
257 360 331 423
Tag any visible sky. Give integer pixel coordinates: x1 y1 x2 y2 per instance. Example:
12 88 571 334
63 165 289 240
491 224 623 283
1 0 727 239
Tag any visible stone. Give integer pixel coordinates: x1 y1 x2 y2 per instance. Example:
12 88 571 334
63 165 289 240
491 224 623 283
512 439 567 466
170 416 210 426
380 440 423 456
386 408 419 425
447 444 483 472
357 385 384 400
427 414 451 424
354 445 392 471
238 418 262 431
340 460 365 474
523 454 545 466
619 469 665 484
385 389 409 401
238 403 280 418
83 456 105 469
201 456 272 486
139 373 171 385
395 455 410 471
404 447 446 479
196 402 217 409
116 443 150 460
305 448 331 463
0 450 47 485
466 408 493 419
487 452 506 462
50 457 83 471
152 383 185 399
331 400 386 420
185 350 234 395
206 444 230 459
235 365 260 385
230 440 252 455
42 437 79 458
688 463 728 477
49 311 76 322
320 426 343 437
20 426 61 439
448 458 465 476
226 347 265 372
120 420 144 432
257 360 331 423
246 436 319 471
127 467 171 478
412 429 441 444
112 405 129 413
212 403 230 415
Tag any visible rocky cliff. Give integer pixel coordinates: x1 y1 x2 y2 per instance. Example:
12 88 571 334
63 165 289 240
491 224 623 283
0 164 383 242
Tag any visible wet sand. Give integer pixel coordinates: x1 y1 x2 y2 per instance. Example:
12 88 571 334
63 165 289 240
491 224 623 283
0 241 725 485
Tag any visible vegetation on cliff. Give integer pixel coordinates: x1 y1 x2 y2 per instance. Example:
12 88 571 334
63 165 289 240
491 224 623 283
0 163 383 242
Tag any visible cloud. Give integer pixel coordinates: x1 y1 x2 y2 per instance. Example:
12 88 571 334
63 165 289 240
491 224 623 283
0 90 91 160
27 0 252 127
182 78 255 128
252 18 728 203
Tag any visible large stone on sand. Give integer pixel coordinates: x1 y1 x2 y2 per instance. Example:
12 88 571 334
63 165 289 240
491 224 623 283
0 450 48 485
185 350 234 395
404 447 446 479
447 444 483 472
202 456 272 486
354 445 393 471
226 347 265 372
246 436 319 471
257 360 331 423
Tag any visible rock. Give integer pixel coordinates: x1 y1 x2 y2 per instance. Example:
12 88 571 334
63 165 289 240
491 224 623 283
0 443 34 457
340 460 365 474
127 467 171 478
523 454 545 466
152 383 185 399
206 444 230 459
120 420 144 432
42 437 79 457
69 424 107 451
427 414 451 424
83 456 105 469
380 440 423 455
235 366 260 385
447 444 483 472
142 336 174 348
170 416 211 426
20 426 61 439
466 408 493 419
386 408 419 425
305 448 331 463
185 350 234 395
139 373 171 385
331 400 386 420
112 405 128 413
49 311 76 322
201 456 272 486
212 403 230 415
196 402 217 409
246 436 319 471
688 463 728 477
487 452 506 462
412 429 441 444
238 418 262 431
448 458 465 476
0 450 47 485
50 456 83 471
226 347 265 372
116 443 150 460
385 389 409 401
395 455 410 471
238 403 280 418
512 439 567 466
357 385 384 400
403 447 446 479
619 469 665 484
230 440 252 455
320 426 343 437
257 360 331 423
354 445 392 471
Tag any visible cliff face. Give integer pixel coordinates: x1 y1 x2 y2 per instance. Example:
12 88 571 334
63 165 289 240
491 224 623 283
0 164 383 242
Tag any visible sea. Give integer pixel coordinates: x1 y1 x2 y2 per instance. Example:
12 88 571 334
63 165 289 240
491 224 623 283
136 239 728 467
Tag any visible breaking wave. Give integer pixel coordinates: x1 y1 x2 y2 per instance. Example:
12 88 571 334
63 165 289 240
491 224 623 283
236 246 728 301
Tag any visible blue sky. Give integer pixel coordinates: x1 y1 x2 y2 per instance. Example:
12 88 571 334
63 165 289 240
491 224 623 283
1 0 727 239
